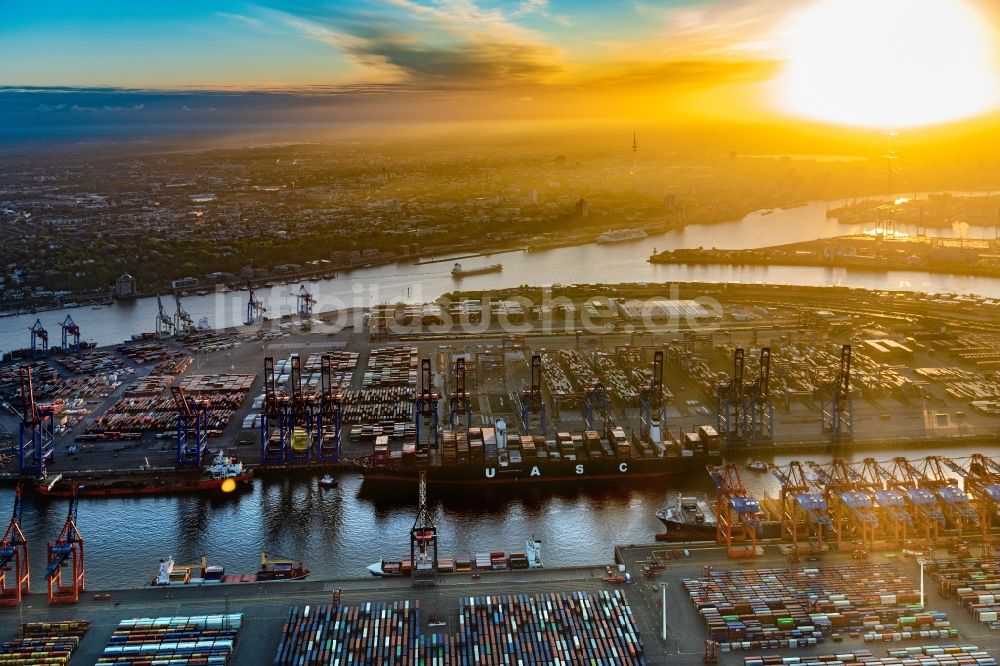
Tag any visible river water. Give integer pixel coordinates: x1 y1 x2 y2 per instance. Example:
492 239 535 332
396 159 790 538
3 194 1000 352
1 443 988 590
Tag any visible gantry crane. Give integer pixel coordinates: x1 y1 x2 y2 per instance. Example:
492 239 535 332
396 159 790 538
716 348 745 442
880 457 944 544
856 457 911 547
639 350 664 444
173 291 194 335
947 454 1000 555
821 344 854 441
746 347 774 442
317 354 343 461
46 486 84 604
914 456 979 540
245 283 266 325
59 315 81 353
294 285 316 317
28 319 48 358
288 354 315 461
18 365 55 476
772 461 831 548
415 358 440 451
0 485 30 606
154 295 174 336
582 382 613 432
171 387 208 467
521 354 547 436
449 357 472 430
710 464 762 558
811 459 878 550
259 356 292 463
410 469 438 588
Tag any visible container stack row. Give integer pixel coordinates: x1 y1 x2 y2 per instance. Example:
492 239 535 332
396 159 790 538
744 643 996 666
96 614 242 665
684 564 924 652
932 558 1000 630
0 621 90 666
364 346 418 387
455 590 644 665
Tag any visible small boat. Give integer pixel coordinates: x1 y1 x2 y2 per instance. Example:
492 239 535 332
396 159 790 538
745 459 769 473
655 492 716 540
318 474 338 488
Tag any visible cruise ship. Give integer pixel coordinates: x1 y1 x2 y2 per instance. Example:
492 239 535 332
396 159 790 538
596 228 647 244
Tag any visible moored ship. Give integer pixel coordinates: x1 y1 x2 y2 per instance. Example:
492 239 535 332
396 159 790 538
655 492 717 540
35 449 253 498
357 420 721 486
596 228 647 244
152 552 309 586
451 262 502 278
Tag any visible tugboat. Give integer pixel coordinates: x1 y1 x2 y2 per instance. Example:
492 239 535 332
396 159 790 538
655 492 717 540
318 474 338 488
745 459 769 473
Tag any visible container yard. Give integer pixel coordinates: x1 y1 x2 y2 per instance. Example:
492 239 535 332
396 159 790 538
1 543 999 665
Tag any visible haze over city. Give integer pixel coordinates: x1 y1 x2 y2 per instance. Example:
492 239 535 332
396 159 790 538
2 3 1000 665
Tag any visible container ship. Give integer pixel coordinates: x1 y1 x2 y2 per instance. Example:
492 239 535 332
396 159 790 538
596 228 647 244
368 538 543 577
358 420 721 485
451 262 502 278
35 449 253 498
655 492 717 540
152 552 309 586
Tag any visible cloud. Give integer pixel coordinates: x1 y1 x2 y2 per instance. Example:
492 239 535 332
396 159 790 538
274 1 565 85
35 103 145 113
215 12 265 30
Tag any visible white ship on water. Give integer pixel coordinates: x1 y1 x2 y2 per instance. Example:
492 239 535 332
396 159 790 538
596 228 648 244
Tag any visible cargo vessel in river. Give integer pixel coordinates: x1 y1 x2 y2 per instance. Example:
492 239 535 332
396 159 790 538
655 492 717 540
35 449 253 498
451 262 502 278
152 552 309 586
358 420 721 486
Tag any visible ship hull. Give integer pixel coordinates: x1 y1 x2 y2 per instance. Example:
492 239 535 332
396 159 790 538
655 515 717 540
36 472 254 498
360 454 719 485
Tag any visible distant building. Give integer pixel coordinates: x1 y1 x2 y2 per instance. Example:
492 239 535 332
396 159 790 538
113 273 138 300
171 277 199 290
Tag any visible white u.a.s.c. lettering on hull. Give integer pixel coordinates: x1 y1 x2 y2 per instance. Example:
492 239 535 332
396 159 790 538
484 462 629 478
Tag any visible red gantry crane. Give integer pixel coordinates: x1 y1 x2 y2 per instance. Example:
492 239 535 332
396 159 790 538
772 460 831 549
0 485 30 606
710 463 762 558
811 459 878 551
46 486 84 604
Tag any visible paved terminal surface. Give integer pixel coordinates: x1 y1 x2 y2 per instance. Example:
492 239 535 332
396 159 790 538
3 543 999 665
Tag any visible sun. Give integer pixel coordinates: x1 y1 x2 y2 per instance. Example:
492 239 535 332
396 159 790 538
775 0 1000 128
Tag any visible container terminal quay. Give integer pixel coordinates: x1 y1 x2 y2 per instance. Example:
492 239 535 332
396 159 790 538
0 280 999 664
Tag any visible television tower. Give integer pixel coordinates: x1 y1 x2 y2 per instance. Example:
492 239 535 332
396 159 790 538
631 131 638 171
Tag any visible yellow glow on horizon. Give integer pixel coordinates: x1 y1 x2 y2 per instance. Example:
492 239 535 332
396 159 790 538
775 0 1000 128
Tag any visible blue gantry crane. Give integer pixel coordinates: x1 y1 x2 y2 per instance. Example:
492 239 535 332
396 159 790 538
582 382 612 432
317 353 343 461
260 356 292 463
0 485 30 606
639 350 664 444
449 357 472 430
521 354 547 437
58 315 81 353
246 283 266 325
171 387 209 467
46 486 84 605
288 354 315 462
28 319 48 358
18 365 55 476
716 347 746 443
294 285 316 317
155 295 174 336
821 344 854 441
415 358 439 451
